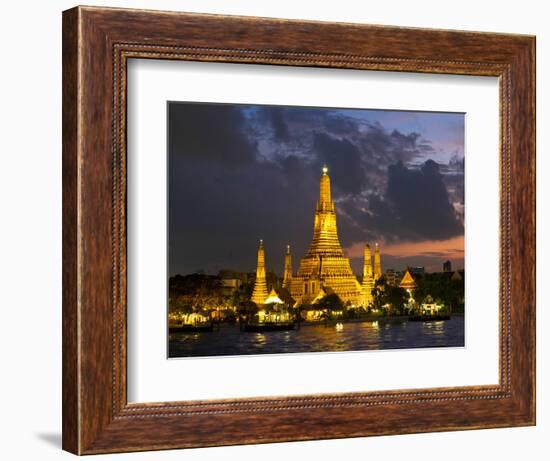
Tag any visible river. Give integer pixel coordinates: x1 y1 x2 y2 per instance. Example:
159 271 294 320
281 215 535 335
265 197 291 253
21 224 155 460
168 315 464 358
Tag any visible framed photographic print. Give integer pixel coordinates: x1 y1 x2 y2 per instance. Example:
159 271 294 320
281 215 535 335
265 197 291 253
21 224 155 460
165 102 467 361
62 6 535 454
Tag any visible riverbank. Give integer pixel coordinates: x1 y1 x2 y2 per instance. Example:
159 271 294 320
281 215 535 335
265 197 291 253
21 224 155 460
298 313 464 328
169 315 465 358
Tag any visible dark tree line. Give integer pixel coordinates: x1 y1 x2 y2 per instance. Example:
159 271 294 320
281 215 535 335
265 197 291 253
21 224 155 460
372 277 409 315
412 272 465 313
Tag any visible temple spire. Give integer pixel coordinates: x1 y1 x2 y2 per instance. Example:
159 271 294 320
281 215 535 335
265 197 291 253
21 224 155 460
291 166 360 306
374 243 382 281
283 244 293 290
363 244 373 280
318 165 332 209
251 239 268 305
307 165 341 255
360 244 374 307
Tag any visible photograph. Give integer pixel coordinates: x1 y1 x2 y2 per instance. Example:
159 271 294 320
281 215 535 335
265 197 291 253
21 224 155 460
167 102 466 358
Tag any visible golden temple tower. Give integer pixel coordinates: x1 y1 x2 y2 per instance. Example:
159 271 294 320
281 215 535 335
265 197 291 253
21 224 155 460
360 244 374 307
290 166 361 305
374 243 382 281
283 245 293 290
251 240 268 305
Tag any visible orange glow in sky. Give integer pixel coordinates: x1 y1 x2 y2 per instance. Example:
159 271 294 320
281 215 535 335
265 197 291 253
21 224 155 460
346 235 464 263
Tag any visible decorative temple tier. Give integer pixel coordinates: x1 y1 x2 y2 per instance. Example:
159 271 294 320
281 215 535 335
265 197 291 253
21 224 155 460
251 240 268 305
290 166 361 306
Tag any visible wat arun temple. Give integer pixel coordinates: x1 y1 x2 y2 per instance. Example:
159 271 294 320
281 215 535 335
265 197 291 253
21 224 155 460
251 165 382 308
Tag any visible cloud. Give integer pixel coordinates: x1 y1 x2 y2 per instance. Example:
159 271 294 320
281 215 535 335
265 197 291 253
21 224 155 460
267 107 290 142
324 114 357 135
358 123 435 168
168 102 464 275
312 132 366 195
386 160 463 238
168 102 257 167
338 160 463 246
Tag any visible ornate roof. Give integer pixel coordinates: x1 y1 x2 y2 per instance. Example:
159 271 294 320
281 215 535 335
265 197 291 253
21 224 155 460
264 288 284 305
399 270 417 290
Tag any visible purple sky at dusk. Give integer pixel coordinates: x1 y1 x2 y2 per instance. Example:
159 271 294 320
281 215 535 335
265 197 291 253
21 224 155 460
168 102 465 276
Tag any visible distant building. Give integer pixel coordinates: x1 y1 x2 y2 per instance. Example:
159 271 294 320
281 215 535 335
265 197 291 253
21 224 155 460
443 260 452 272
408 266 425 277
220 277 242 295
218 270 247 295
218 270 248 283
385 269 398 286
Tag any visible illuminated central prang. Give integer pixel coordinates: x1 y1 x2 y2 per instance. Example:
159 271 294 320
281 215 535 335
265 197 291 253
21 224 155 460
290 166 362 306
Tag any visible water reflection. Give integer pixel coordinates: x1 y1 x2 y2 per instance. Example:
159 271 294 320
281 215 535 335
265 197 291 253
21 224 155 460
169 316 464 358
421 321 446 336
254 333 267 345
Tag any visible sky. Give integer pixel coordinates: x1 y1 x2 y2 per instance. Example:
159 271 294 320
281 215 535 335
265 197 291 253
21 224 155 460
168 102 465 276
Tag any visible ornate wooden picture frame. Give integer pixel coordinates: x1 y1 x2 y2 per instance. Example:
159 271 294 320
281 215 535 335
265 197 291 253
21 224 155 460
62 5 535 454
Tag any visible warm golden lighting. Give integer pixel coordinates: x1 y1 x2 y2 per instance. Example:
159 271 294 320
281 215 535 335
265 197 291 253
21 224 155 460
360 244 374 307
180 312 210 326
399 270 417 291
251 239 269 305
256 308 291 324
420 296 444 315
251 166 384 311
290 167 362 306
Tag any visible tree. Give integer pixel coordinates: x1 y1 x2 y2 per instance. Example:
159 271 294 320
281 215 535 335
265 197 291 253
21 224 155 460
314 293 344 313
372 277 388 313
230 282 253 309
372 276 408 315
237 300 257 316
384 286 409 315
412 272 465 313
